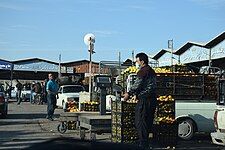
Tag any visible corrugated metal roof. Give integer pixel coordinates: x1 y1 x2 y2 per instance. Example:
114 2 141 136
152 49 172 60
174 41 205 55
205 31 225 49
12 58 58 65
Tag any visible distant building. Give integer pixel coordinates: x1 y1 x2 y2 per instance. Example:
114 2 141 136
62 60 109 75
174 31 225 69
0 58 75 80
152 31 225 70
152 49 179 67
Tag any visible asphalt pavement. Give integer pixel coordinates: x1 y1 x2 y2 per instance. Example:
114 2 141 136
0 99 225 150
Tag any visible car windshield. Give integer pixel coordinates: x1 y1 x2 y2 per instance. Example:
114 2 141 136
63 86 84 93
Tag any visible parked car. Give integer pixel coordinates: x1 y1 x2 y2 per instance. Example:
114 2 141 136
56 85 85 111
0 88 8 118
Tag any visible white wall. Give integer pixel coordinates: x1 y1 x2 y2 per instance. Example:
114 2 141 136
180 45 209 64
211 40 225 60
157 52 179 67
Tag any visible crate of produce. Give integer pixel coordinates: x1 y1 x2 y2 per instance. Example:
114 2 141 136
80 101 99 111
111 123 138 144
111 98 138 144
154 95 175 125
153 123 178 146
153 95 177 147
112 112 135 127
66 101 79 112
111 99 137 113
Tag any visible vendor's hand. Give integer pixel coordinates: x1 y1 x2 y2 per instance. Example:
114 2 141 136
123 93 129 101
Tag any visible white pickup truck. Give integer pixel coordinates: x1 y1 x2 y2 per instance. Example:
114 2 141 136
211 79 225 145
126 73 217 140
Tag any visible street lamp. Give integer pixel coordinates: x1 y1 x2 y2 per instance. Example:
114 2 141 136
84 33 95 101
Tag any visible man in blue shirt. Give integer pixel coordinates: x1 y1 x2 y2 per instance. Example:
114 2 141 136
46 73 58 121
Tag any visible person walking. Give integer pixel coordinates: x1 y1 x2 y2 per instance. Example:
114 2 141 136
16 79 23 105
46 74 58 121
30 81 35 104
124 52 157 149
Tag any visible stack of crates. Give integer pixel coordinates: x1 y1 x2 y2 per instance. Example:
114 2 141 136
111 100 138 144
154 95 177 147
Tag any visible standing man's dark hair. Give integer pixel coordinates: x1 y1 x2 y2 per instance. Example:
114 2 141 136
136 52 148 65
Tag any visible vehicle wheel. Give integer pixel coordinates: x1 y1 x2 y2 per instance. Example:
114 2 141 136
178 119 195 140
57 122 67 134
89 132 96 141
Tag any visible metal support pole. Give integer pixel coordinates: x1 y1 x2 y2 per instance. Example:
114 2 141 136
10 64 14 98
99 62 101 74
118 52 121 76
89 46 92 101
100 88 107 115
132 50 134 66
209 48 212 67
58 54 61 78
168 39 174 72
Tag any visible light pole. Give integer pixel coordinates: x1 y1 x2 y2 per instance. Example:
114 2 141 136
58 54 61 78
84 33 95 101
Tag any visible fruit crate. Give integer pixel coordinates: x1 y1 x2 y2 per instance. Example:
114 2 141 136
80 102 99 111
153 96 177 147
111 111 135 126
111 123 138 144
153 123 178 146
111 101 136 113
156 73 218 100
111 100 137 144
154 96 176 125
66 101 79 112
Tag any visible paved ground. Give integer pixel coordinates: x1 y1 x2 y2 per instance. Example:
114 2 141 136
0 99 225 150
0 100 111 149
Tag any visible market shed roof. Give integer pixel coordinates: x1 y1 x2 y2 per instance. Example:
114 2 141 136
62 60 99 66
12 58 58 65
174 42 205 55
152 49 171 60
205 31 225 49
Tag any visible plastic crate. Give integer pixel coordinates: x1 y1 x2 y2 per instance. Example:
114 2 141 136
80 103 99 111
153 124 178 146
111 111 135 127
111 123 138 144
111 101 136 113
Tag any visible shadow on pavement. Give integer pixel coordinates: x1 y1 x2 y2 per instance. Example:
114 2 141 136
25 137 141 150
0 130 41 143
5 113 60 119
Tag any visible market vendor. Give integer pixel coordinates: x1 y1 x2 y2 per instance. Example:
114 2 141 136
124 52 157 149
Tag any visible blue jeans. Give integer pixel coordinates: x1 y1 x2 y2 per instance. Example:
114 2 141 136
47 93 56 118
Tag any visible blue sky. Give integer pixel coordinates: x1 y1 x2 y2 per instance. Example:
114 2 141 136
0 0 224 63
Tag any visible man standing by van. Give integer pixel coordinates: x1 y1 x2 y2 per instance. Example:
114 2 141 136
46 74 58 121
124 52 157 149
16 79 23 105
